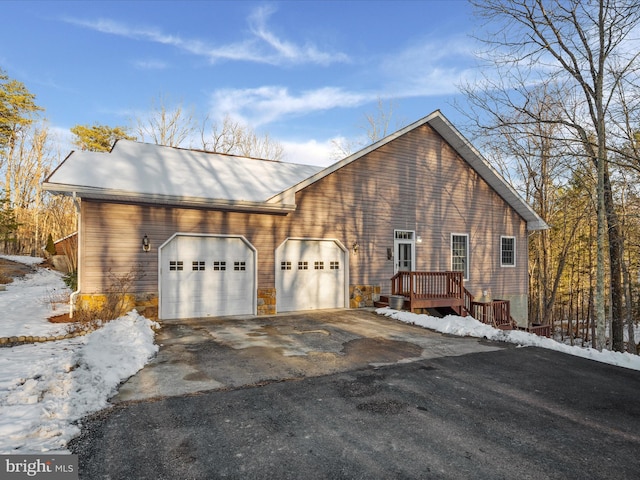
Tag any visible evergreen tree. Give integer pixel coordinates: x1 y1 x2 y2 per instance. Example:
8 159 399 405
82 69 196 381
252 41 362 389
71 124 136 152
45 232 56 256
0 194 19 252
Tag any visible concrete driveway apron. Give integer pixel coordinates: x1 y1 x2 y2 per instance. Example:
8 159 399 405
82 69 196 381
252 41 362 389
113 309 504 402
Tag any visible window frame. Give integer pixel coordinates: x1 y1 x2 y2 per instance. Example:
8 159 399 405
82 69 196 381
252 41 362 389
500 236 516 268
451 233 469 281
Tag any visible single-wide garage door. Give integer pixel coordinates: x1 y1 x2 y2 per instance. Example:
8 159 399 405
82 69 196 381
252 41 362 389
276 239 346 312
160 234 256 319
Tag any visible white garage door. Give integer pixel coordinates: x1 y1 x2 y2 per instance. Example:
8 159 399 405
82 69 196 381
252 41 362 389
276 239 346 312
160 234 256 319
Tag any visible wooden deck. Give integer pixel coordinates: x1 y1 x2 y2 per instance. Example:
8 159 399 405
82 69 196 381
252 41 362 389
379 271 551 337
390 271 467 315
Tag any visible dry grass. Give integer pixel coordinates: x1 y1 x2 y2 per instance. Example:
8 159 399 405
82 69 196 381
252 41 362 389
0 258 35 284
0 271 12 284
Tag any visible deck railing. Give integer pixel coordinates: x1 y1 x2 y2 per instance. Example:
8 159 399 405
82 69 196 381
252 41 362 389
391 271 464 300
471 300 512 329
391 271 466 313
390 271 514 327
463 287 474 317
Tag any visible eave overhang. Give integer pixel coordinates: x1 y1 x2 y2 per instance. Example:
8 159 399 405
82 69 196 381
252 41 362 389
42 183 297 214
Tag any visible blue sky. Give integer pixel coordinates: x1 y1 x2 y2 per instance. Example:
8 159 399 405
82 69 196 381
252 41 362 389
2 0 480 165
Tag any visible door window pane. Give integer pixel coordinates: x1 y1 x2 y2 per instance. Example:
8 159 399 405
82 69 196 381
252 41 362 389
451 234 469 280
398 243 412 271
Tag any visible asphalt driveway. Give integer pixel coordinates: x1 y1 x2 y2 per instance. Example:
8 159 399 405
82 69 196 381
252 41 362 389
72 344 640 479
114 309 504 402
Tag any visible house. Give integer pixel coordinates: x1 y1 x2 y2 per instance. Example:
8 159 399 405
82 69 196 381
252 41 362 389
42 110 547 326
48 232 77 273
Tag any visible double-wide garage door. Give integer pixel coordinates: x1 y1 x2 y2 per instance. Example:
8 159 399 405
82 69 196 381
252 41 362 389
276 239 346 312
160 234 256 319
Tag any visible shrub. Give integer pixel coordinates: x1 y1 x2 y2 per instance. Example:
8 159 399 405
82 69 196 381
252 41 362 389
45 233 57 256
66 266 145 334
63 270 77 290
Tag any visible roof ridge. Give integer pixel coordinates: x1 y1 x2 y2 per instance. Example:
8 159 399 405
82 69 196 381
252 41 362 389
114 138 314 166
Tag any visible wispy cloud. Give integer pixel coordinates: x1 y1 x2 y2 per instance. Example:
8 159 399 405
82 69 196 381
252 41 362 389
131 59 168 70
247 5 349 66
209 85 368 126
378 34 479 97
61 6 349 67
206 35 479 128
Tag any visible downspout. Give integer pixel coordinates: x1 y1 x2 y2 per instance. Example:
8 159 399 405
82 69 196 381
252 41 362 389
69 192 81 318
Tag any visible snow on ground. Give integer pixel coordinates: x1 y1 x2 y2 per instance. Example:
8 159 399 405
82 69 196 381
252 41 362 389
0 265 71 338
0 256 158 454
0 255 47 266
377 308 640 371
2 255 639 453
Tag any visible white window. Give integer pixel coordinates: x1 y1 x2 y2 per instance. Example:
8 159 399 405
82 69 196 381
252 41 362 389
501 236 516 267
451 234 469 280
169 261 183 271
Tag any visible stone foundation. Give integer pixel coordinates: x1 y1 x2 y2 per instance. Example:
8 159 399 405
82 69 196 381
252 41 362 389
133 293 159 319
257 288 276 315
75 293 158 320
349 285 381 308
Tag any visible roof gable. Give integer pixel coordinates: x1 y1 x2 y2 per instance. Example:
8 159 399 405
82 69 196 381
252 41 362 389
267 110 548 231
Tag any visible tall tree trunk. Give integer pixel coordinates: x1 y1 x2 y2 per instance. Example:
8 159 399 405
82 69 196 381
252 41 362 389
595 146 607 351
603 166 625 351
623 257 635 353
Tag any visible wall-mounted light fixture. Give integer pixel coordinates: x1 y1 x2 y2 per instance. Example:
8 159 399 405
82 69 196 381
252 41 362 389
142 234 151 252
352 242 359 254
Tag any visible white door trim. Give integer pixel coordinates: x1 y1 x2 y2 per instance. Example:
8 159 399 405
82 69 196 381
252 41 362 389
158 233 258 319
275 237 349 312
394 230 416 273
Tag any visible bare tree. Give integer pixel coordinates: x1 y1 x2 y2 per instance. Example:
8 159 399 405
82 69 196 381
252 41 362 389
363 97 398 144
135 94 197 148
200 114 284 161
464 0 640 351
331 98 402 159
476 87 590 328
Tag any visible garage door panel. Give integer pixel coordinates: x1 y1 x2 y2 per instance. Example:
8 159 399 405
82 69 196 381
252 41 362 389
160 235 255 319
276 239 345 312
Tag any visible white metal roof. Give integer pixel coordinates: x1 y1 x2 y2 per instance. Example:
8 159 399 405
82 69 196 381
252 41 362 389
43 140 323 212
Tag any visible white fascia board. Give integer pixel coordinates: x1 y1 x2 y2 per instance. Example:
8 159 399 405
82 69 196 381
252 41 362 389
42 183 296 214
427 114 549 231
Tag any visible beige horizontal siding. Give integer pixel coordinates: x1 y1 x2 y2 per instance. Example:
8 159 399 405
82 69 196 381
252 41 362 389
79 123 528 302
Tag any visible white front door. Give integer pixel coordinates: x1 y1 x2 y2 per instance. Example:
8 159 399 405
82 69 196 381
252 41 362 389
394 230 415 273
275 239 347 312
159 234 256 319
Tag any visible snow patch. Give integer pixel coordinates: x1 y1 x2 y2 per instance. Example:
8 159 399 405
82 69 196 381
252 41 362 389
0 312 158 453
376 308 640 371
